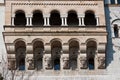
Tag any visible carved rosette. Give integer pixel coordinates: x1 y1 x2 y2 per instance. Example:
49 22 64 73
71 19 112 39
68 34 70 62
27 57 34 70
45 56 52 69
62 57 69 69
80 57 87 69
98 56 105 69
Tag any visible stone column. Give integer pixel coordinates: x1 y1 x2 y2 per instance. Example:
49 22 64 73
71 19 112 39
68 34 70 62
61 14 68 26
26 14 32 26
112 27 115 37
96 16 99 26
78 17 82 26
29 17 32 26
81 16 85 26
115 0 118 4
43 14 50 26
11 14 15 26
26 17 29 26
78 14 83 26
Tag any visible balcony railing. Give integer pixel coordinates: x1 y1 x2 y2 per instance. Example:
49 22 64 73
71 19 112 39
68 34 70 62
4 25 107 33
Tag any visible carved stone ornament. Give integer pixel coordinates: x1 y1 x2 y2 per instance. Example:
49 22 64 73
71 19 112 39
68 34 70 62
80 57 87 69
98 57 105 69
8 59 16 70
45 56 52 69
27 57 34 70
62 57 69 69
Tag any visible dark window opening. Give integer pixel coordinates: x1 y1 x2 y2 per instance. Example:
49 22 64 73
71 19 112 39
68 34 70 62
35 58 43 70
84 11 96 26
50 10 61 26
70 59 77 70
32 11 44 25
19 58 25 70
67 11 79 26
118 0 120 4
88 58 94 70
54 58 60 70
14 11 26 26
111 0 115 4
114 25 119 38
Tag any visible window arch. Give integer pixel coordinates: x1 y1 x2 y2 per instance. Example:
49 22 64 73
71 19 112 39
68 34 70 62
86 40 97 70
14 10 26 26
67 10 79 26
84 10 96 26
50 10 61 26
33 41 44 70
32 10 44 26
51 40 62 70
69 40 79 70
15 41 26 70
114 24 119 38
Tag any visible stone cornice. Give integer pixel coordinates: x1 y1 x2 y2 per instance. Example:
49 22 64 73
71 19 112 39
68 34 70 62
3 32 107 36
11 2 98 6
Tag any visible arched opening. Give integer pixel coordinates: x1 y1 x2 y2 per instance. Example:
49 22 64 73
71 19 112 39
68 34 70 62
32 10 44 26
114 24 119 38
84 11 96 26
87 40 97 70
15 41 26 70
33 41 44 70
67 11 79 26
69 40 79 70
14 10 26 26
50 10 61 26
51 40 62 70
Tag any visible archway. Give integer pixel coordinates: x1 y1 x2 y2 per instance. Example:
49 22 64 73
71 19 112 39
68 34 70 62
14 10 26 26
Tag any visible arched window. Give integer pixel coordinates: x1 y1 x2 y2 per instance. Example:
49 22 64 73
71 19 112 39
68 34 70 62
114 24 119 38
33 41 44 70
50 10 61 26
69 40 79 70
84 11 96 26
87 40 97 70
15 41 26 70
51 40 62 70
14 10 26 26
32 10 44 26
67 10 79 26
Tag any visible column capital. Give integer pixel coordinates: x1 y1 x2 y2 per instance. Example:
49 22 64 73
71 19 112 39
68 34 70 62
61 14 68 17
78 14 85 17
26 14 32 17
43 14 50 17
12 14 15 17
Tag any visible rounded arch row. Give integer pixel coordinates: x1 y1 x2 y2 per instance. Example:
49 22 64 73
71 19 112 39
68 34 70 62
12 9 99 26
8 38 106 71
